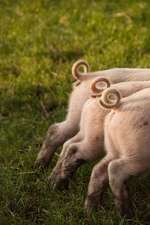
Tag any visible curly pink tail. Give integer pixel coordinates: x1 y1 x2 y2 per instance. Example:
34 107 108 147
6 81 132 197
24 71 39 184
72 59 89 82
98 88 121 109
91 77 111 97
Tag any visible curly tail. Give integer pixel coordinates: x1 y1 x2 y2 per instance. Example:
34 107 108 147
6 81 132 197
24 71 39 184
91 77 111 97
72 59 90 82
99 88 121 109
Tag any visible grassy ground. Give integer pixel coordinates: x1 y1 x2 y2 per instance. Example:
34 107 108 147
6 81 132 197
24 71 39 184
0 0 150 224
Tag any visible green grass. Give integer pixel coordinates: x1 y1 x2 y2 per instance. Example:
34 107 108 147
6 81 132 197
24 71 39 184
0 0 150 224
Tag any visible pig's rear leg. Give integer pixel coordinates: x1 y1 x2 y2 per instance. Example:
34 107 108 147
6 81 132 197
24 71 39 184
49 133 83 189
35 81 89 168
49 140 100 189
84 155 113 215
108 157 149 217
35 120 79 167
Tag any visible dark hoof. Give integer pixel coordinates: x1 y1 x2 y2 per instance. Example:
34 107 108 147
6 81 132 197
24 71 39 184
84 198 95 216
120 206 133 219
34 157 50 168
115 199 133 218
84 192 103 216
48 173 69 190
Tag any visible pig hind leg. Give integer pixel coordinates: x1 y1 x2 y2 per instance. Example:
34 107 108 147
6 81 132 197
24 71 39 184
49 140 93 189
35 84 87 168
35 119 79 168
108 157 149 216
49 133 83 189
84 155 113 215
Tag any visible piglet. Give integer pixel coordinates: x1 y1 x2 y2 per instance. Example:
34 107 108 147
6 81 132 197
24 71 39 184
85 86 150 216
